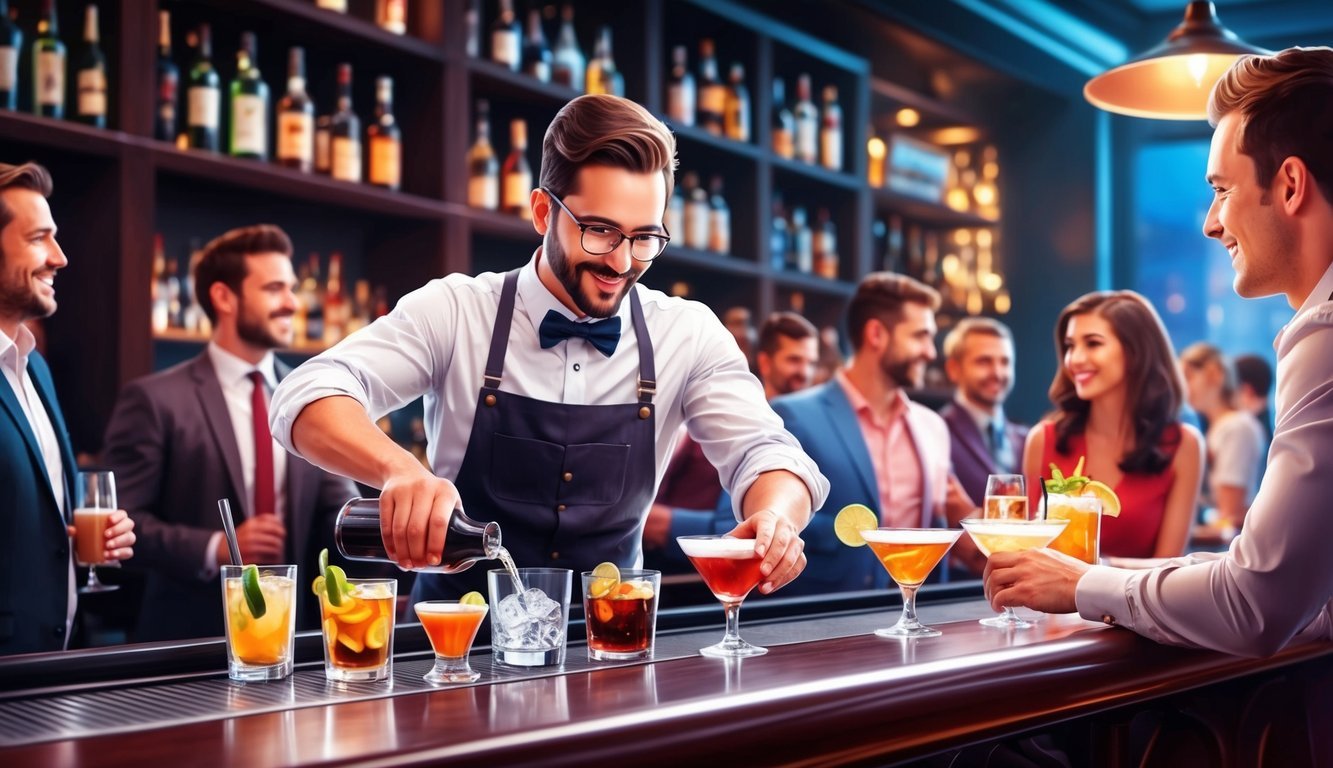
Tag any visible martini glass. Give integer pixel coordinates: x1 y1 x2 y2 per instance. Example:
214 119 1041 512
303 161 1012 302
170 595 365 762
862 528 963 638
960 517 1069 629
677 535 767 658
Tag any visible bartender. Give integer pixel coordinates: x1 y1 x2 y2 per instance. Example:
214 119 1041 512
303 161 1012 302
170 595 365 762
271 94 828 601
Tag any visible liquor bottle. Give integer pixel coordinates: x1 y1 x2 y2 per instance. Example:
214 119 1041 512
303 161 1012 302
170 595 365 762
665 45 694 126
769 194 790 271
490 0 520 72
323 252 345 345
186 24 220 151
154 11 177 141
302 253 324 342
0 0 20 111
814 208 838 279
32 0 65 119
467 99 499 210
74 4 106 127
376 0 407 35
665 182 684 241
151 234 169 332
683 172 708 251
276 47 313 172
820 85 842 172
584 25 622 97
501 118 531 219
315 113 332 174
164 257 182 328
465 0 480 58
335 497 502 574
771 77 794 160
793 74 817 165
330 64 361 183
229 32 268 160
367 76 401 190
550 4 583 91
696 39 725 134
723 63 749 143
316 0 347 11
791 206 813 273
707 176 730 255
520 8 550 82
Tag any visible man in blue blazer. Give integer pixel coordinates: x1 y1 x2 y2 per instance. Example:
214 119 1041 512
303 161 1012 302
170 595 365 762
0 162 135 655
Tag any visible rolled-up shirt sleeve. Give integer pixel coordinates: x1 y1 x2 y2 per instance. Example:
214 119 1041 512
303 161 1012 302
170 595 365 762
270 280 451 457
1075 308 1333 656
676 309 829 521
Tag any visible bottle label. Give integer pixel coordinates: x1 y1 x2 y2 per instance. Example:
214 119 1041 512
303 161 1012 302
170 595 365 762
36 51 65 107
0 47 17 91
232 94 267 155
369 136 401 187
492 30 520 69
158 70 178 115
773 128 794 160
700 84 727 118
796 120 817 164
821 129 842 172
332 136 362 182
188 85 219 128
709 210 730 254
503 170 531 215
316 0 348 10
316 128 331 172
468 175 499 210
277 112 313 163
667 83 695 126
686 203 709 251
380 0 407 34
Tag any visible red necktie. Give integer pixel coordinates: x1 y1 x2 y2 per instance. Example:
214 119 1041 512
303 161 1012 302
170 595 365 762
248 371 275 517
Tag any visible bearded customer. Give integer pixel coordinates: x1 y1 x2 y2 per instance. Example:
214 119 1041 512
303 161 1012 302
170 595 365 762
102 225 358 641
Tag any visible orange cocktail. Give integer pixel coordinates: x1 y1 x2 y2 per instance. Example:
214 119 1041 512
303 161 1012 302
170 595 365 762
861 528 962 638
415 601 489 684
222 564 297 681
1043 494 1101 564
321 578 397 682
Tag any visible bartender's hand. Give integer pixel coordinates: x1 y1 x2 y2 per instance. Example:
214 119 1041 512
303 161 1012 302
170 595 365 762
380 458 460 569
66 509 137 562
727 509 805 594
984 549 1089 615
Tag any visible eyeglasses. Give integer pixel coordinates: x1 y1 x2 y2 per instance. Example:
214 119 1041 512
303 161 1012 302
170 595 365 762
542 187 671 262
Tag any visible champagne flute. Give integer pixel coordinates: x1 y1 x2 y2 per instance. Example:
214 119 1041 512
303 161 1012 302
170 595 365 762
980 473 1028 627
74 470 119 594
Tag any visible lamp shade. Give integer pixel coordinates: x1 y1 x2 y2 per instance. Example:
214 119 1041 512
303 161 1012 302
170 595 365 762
1084 1 1268 120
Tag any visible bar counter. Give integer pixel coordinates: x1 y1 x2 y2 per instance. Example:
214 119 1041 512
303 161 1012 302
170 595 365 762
2 591 1329 766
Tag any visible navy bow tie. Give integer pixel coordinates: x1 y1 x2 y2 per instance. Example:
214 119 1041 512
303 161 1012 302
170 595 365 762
538 310 622 357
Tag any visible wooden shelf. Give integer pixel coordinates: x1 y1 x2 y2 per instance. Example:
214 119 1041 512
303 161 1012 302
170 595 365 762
459 205 540 240
466 59 583 105
665 246 765 277
0 111 136 158
771 155 863 191
771 270 858 297
872 187 999 229
150 143 451 221
669 123 765 162
870 76 983 130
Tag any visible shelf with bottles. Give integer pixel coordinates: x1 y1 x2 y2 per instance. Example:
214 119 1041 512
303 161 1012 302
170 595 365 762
649 257 762 318
0 105 128 156
870 216 1010 317
460 95 545 221
767 35 865 187
0 0 118 129
767 184 855 282
666 160 753 263
661 5 759 152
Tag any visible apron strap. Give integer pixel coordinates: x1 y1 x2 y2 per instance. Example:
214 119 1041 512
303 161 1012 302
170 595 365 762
630 288 656 404
482 270 522 390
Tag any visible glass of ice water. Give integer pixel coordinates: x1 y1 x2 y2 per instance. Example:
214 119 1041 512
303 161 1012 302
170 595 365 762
487 567 572 667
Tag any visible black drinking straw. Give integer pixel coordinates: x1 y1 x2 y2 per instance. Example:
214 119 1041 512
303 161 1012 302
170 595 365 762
1039 476 1049 521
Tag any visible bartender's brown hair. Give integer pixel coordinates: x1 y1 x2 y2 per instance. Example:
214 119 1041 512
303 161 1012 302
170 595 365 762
845 272 940 351
1049 291 1183 475
540 94 678 205
0 162 54 236
194 224 293 324
1208 46 1333 205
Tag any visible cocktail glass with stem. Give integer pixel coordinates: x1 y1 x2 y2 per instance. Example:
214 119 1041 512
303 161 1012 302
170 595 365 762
415 600 489 684
862 528 963 638
677 535 767 658
960 517 1069 629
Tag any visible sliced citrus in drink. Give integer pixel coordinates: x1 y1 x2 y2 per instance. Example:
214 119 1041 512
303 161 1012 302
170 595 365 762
337 632 365 654
588 561 620 598
242 564 267 619
311 575 326 597
1080 480 1121 518
365 617 389 650
340 604 374 624
323 617 338 650
459 591 487 607
834 504 877 547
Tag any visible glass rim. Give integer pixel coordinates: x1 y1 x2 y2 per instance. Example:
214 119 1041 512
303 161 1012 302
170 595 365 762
221 563 297 571
486 567 572 575
580 568 660 578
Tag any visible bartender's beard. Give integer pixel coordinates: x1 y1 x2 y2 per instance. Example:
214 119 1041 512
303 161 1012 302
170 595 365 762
546 233 643 319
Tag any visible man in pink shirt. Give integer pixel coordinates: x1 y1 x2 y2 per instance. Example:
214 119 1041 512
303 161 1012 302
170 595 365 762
984 47 1333 657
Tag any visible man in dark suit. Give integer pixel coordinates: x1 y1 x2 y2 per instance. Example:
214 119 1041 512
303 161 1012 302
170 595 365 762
103 225 357 641
0 162 135 655
939 318 1028 506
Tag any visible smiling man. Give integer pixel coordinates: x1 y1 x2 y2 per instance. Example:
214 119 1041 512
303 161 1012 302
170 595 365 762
102 224 357 641
271 95 827 602
0 161 135 654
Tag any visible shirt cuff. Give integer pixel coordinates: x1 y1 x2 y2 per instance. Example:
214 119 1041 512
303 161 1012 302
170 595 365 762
202 531 224 580
1075 564 1137 628
728 453 831 521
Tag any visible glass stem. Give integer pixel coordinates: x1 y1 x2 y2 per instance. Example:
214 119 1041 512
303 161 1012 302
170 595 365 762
721 600 743 646
899 584 919 626
85 566 99 589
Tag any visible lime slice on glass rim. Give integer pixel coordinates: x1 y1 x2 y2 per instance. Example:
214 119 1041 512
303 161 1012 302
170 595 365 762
324 564 350 607
459 591 487 607
834 503 878 547
241 564 267 619
588 562 620 598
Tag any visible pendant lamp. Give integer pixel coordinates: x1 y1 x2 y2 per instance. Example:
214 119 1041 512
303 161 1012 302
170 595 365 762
1084 1 1268 120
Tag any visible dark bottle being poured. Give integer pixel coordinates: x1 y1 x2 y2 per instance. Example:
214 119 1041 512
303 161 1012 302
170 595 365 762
335 497 501 574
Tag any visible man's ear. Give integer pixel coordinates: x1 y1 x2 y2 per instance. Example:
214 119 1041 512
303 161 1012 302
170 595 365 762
531 188 551 236
1277 155 1309 214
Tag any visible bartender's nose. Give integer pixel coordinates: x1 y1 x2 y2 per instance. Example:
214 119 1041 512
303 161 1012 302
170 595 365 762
605 238 633 274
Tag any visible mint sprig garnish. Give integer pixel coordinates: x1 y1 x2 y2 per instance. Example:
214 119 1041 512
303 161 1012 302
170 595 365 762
1044 456 1090 494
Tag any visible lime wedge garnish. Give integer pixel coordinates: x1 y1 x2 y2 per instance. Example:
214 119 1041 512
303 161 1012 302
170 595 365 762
588 562 620 598
834 503 877 547
242 564 267 619
459 591 487 607
318 547 330 574
324 564 348 608
311 575 326 597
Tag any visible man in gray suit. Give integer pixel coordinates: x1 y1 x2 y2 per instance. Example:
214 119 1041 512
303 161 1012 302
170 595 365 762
103 225 357 641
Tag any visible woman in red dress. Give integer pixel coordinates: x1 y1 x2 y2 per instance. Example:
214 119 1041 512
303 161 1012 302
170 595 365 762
1023 291 1203 559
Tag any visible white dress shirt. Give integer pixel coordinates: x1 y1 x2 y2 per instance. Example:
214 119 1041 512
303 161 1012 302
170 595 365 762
271 252 829 525
1 324 74 645
1076 261 1333 656
203 342 288 575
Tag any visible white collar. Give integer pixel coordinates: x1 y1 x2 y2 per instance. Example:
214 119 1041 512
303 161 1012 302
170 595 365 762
1295 259 1333 317
208 341 277 390
953 390 1004 432
0 323 37 376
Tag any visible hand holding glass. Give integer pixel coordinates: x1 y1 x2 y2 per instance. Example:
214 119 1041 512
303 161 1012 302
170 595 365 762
677 535 767 657
74 470 119 594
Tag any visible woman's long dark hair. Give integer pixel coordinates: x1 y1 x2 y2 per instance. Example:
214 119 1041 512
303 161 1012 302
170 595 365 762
1049 291 1184 474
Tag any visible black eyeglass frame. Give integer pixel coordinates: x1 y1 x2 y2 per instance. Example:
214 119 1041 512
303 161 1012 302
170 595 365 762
541 186 672 262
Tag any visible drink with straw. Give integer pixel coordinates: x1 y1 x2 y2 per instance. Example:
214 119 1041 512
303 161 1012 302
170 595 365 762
222 563 297 680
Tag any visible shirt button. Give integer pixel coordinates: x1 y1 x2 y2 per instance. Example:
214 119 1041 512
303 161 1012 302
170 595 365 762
556 504 567 512
1100 614 1117 626
573 363 581 372
563 472 573 482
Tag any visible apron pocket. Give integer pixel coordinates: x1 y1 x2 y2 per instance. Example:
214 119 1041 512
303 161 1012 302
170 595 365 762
560 443 630 506
489 433 565 506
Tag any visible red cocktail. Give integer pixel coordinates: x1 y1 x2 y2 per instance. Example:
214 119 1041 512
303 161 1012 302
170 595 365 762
677 535 767 657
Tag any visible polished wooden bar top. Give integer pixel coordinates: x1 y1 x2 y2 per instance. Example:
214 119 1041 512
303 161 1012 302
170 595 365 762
5 602 1330 767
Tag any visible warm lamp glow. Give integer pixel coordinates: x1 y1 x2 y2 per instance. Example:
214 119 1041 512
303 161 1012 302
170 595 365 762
995 290 1011 315
1084 2 1267 121
895 108 921 127
980 272 1003 292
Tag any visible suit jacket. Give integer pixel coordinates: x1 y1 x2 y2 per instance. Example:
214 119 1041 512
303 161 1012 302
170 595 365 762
0 351 77 654
102 352 358 641
753 380 953 596
940 403 1029 506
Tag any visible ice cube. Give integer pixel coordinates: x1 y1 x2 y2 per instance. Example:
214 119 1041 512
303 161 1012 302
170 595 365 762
496 593 529 632
540 624 564 649
521 588 561 622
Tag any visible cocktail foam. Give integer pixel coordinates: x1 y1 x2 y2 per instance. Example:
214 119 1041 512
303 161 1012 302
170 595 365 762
677 536 758 559
861 528 962 545
414 601 487 615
